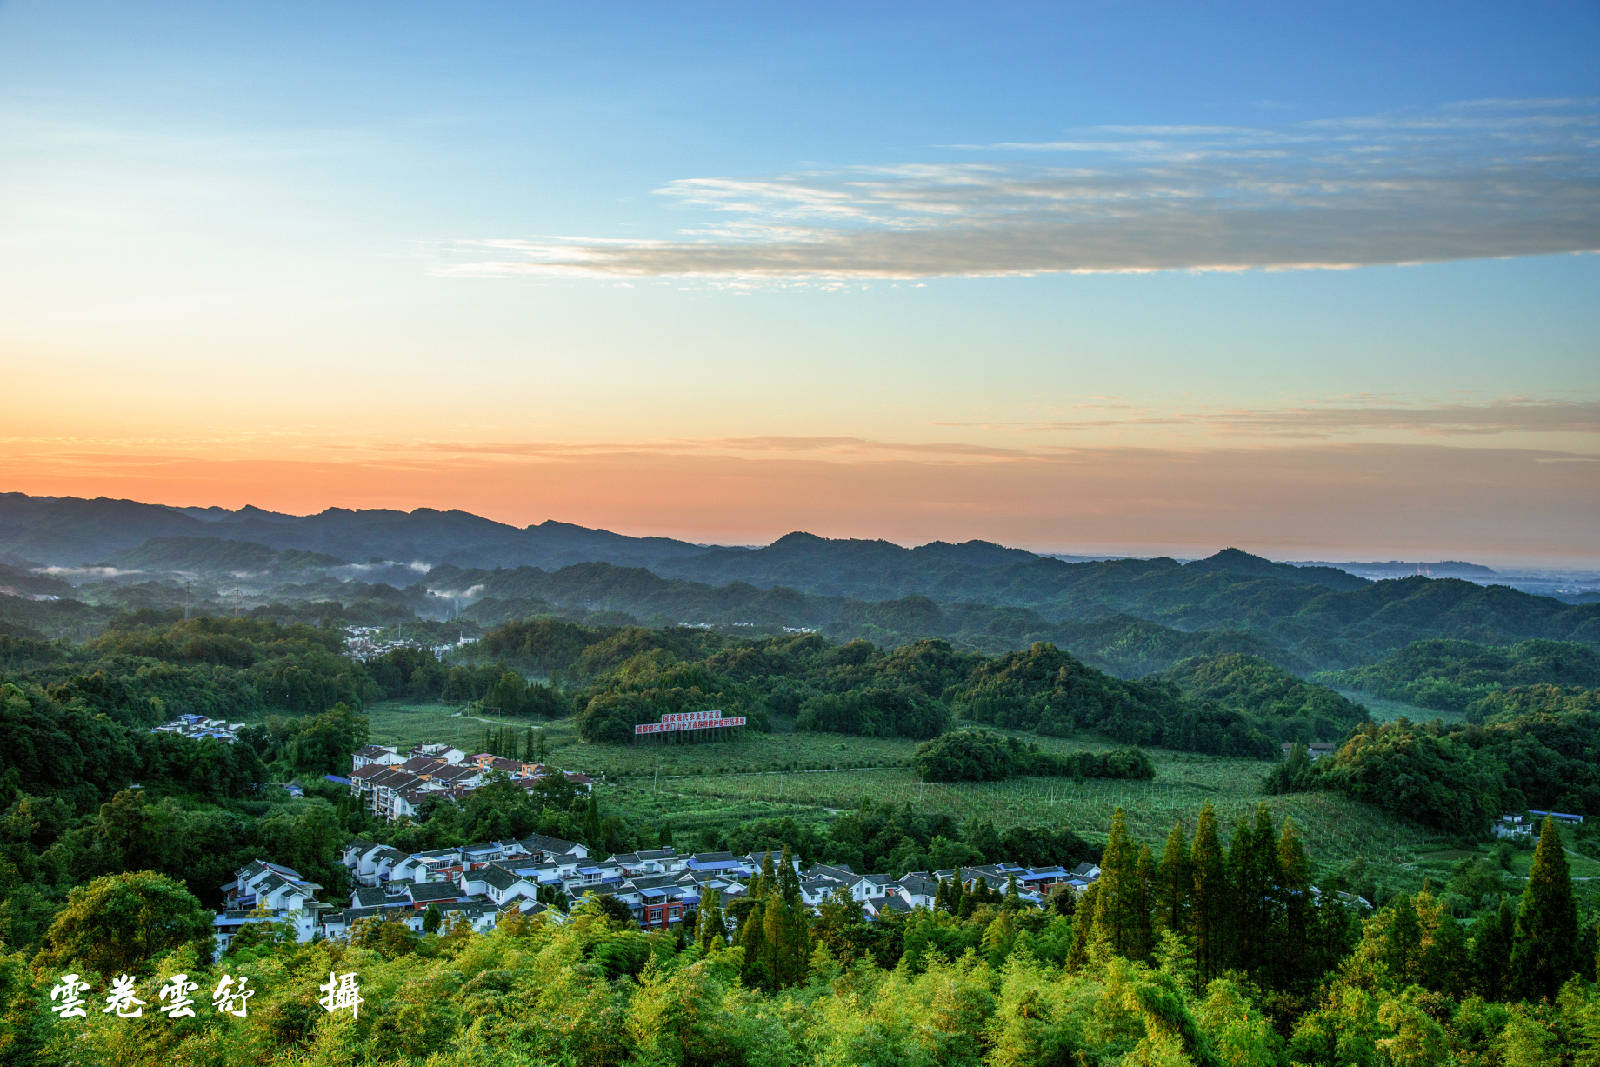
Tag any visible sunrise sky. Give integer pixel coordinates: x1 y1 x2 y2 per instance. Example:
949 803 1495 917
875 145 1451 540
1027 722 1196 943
2 2 1597 564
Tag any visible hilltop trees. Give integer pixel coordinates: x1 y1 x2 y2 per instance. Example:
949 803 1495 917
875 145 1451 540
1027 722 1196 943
1317 711 1600 834
1162 652 1369 741
1317 719 1504 833
796 686 949 739
576 655 769 742
31 871 212 979
1328 638 1600 713
477 670 568 718
911 729 1154 783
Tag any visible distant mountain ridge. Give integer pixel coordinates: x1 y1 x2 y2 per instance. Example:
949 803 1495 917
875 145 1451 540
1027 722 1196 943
108 537 347 573
0 492 710 572
0 492 1349 586
1291 559 1500 579
2 492 1374 618
4 492 1598 673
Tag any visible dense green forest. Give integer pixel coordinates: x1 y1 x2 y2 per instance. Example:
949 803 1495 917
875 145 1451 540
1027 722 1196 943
952 644 1288 756
1 808 1597 1066
1302 705 1600 833
1326 638 1600 714
1162 654 1369 743
516 625 1358 754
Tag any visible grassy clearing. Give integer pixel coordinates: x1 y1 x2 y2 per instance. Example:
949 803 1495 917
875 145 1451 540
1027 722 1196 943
360 700 540 751
1338 689 1466 725
552 733 913 779
1508 841 1600 880
600 787 836 846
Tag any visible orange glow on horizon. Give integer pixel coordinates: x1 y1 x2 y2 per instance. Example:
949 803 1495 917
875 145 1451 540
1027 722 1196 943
3 439 1596 566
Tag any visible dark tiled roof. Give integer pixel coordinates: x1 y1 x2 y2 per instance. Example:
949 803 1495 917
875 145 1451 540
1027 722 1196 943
481 866 520 891
409 882 464 904
522 833 582 856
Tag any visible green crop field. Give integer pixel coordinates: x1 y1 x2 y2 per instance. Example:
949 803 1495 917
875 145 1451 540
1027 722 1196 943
1338 688 1466 725
360 700 527 751
360 702 918 775
646 760 1429 865
357 700 1446 890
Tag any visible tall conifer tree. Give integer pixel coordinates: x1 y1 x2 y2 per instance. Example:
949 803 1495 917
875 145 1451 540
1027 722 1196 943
1229 803 1281 976
736 897 772 989
1469 894 1516 1002
1156 820 1191 935
1131 844 1155 962
697 888 727 952
1066 882 1099 971
1191 801 1229 983
1274 817 1313 991
1509 815 1580 1000
773 844 810 986
1091 808 1145 959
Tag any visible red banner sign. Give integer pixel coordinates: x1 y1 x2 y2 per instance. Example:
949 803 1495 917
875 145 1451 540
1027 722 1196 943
635 710 747 735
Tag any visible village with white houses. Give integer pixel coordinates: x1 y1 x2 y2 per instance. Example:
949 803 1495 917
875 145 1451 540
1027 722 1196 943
152 713 247 743
342 625 476 663
343 742 595 822
212 834 1104 959
204 738 1109 958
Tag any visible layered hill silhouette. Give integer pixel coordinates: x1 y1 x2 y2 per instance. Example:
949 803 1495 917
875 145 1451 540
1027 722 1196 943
2 492 1597 672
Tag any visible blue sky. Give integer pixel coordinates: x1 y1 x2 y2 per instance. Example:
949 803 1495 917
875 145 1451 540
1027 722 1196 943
1 2 1596 562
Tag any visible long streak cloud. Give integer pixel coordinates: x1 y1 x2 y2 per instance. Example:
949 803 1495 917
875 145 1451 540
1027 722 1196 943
438 101 1600 282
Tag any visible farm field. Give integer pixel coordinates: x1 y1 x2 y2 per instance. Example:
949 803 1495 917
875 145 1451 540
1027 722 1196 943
355 701 1444 891
649 759 1430 872
1336 688 1466 725
362 702 918 775
359 700 525 751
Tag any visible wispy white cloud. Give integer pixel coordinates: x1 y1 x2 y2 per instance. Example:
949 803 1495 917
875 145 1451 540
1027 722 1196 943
950 399 1600 439
437 101 1600 283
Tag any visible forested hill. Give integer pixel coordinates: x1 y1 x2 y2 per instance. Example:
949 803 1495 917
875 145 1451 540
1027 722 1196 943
0 493 710 571
422 561 1600 669
4 493 1599 673
109 537 346 574
1324 638 1600 712
651 537 1369 602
